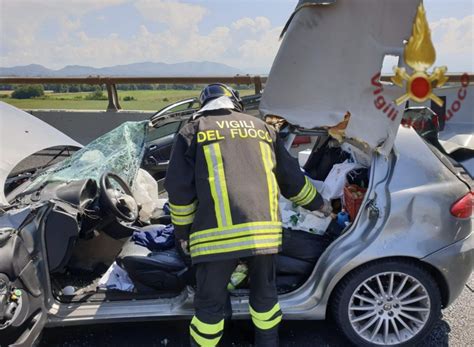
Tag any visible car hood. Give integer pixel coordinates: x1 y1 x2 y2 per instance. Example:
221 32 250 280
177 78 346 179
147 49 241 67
0 102 82 205
260 0 421 155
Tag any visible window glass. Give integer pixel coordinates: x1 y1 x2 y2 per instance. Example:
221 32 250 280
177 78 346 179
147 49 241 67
147 121 181 142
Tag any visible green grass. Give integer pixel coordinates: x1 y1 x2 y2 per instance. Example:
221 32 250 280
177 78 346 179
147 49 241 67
1 89 255 111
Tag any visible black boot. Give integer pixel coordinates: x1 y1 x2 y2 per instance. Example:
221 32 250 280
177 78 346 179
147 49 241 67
254 326 279 347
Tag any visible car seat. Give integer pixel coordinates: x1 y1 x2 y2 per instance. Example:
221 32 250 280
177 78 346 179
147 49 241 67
116 237 194 292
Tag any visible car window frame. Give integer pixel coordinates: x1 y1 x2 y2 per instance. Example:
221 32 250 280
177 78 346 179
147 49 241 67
146 121 182 142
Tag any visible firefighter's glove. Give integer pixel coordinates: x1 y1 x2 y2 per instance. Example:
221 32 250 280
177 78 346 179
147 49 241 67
179 240 190 256
319 199 333 217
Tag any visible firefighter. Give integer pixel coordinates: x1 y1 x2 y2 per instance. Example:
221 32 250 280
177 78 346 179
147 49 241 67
164 84 331 346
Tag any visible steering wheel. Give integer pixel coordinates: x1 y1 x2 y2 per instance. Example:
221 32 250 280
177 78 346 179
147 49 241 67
100 172 138 222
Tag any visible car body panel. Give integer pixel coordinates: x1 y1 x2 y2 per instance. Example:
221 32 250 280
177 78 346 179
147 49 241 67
260 0 421 155
0 102 81 205
2 95 472 342
2 1 473 341
403 83 474 155
436 84 474 153
38 126 472 330
422 232 473 306
0 204 52 346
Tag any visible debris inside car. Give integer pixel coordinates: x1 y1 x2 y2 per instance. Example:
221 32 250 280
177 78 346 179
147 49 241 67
1 1 472 344
35 123 371 298
0 110 373 304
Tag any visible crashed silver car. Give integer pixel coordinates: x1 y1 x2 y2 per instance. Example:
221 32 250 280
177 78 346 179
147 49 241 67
1 1 473 346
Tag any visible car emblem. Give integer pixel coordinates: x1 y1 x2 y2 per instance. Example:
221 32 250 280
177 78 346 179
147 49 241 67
392 3 448 106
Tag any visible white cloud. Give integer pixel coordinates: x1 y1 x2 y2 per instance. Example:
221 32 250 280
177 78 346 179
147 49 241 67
0 0 282 71
0 1 473 73
430 15 473 72
232 16 272 33
60 17 82 32
237 26 283 69
135 0 207 33
0 0 126 67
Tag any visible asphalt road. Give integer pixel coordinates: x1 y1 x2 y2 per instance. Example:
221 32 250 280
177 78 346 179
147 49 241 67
40 274 473 347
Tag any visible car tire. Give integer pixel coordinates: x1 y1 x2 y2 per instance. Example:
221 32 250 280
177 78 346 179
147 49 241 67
331 259 441 347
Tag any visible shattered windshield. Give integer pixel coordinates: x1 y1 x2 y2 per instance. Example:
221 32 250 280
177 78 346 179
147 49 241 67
31 121 149 187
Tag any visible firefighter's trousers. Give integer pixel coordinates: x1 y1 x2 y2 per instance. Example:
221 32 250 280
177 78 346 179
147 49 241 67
190 255 281 347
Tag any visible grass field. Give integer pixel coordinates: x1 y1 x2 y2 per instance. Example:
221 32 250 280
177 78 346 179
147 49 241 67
0 89 255 111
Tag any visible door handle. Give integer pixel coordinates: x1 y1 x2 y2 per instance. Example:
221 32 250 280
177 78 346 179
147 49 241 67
157 160 170 167
149 145 157 151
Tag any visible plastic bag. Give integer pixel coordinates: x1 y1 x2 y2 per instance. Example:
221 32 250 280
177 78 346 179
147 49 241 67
320 160 361 199
227 263 248 290
279 196 331 234
98 261 135 292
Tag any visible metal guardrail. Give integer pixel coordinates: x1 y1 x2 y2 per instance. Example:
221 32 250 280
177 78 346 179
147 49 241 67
0 75 266 111
0 73 470 111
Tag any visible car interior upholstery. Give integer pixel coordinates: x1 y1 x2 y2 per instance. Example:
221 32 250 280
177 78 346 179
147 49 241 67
47 135 371 302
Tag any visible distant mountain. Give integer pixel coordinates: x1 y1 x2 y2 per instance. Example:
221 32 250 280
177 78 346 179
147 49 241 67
0 64 53 77
0 61 243 77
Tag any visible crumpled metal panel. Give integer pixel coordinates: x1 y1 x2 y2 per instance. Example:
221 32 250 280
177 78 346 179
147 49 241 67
261 0 421 155
280 0 336 39
0 102 81 206
31 121 149 188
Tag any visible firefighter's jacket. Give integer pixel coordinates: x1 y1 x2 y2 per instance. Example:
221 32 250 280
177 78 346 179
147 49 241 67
164 108 324 263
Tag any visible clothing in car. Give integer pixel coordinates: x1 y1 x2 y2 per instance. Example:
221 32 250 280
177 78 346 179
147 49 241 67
164 108 324 264
132 224 174 251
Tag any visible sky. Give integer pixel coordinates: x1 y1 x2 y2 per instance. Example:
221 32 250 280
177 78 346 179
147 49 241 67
0 0 472 73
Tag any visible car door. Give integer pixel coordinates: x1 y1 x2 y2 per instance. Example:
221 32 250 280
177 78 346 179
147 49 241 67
142 120 183 179
142 98 199 180
142 95 265 180
0 205 50 347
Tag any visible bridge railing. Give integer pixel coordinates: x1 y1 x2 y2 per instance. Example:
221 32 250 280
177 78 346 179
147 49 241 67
0 73 470 112
0 75 267 111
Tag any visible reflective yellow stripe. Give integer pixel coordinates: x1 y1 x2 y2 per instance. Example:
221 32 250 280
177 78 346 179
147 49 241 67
203 143 232 228
204 145 222 226
289 177 313 204
213 143 233 226
190 221 282 240
191 316 224 335
191 233 281 250
290 177 318 206
190 228 281 246
171 212 195 225
190 328 221 347
192 241 281 257
252 314 282 330
259 142 279 222
189 221 281 246
169 201 197 216
250 303 281 321
298 184 317 206
250 303 282 330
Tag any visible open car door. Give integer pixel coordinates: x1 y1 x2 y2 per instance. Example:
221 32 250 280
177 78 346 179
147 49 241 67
0 205 52 346
143 99 198 179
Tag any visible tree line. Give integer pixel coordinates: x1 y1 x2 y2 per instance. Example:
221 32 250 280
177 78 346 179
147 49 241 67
0 83 253 97
0 83 252 99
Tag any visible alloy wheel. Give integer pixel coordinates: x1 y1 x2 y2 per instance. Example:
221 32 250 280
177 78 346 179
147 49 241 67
348 271 431 345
